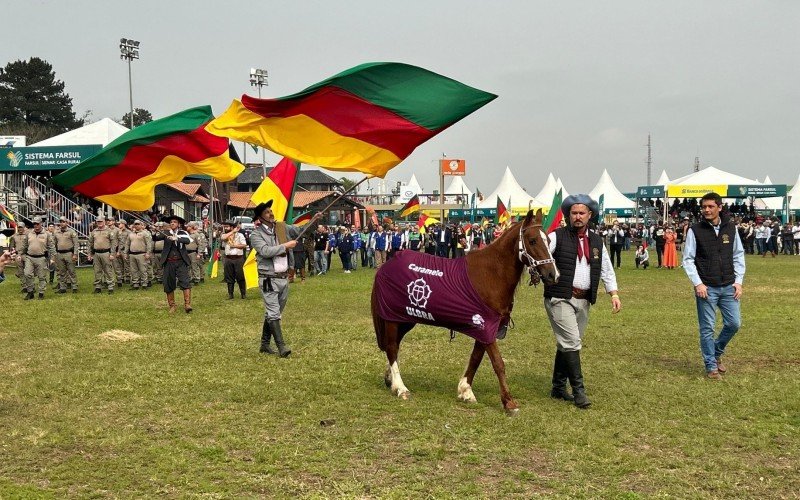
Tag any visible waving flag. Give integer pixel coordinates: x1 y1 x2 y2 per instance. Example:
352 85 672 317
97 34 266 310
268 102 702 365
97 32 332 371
0 203 15 223
497 196 510 226
52 106 244 210
206 245 220 279
206 62 497 177
543 189 564 233
417 213 439 234
398 194 420 217
243 157 300 289
292 212 312 226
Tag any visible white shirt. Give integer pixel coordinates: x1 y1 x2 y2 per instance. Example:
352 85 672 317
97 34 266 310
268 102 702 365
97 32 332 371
548 230 618 293
224 232 246 256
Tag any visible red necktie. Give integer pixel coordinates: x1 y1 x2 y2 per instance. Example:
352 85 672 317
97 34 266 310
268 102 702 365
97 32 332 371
577 228 589 262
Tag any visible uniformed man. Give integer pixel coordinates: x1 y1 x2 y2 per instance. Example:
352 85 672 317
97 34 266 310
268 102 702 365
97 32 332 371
53 216 79 293
124 219 153 290
151 221 166 284
117 220 131 285
88 216 117 294
106 216 123 288
21 216 55 300
8 223 27 292
46 222 57 286
185 222 207 284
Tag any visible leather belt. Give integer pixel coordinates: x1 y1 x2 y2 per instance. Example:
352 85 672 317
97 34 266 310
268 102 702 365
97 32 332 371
572 287 589 299
187 250 196 254
262 272 288 279
93 249 110 253
27 254 45 258
57 249 74 254
225 254 243 259
129 251 145 255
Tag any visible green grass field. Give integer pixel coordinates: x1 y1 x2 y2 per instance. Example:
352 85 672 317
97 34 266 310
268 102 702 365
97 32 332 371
1 251 798 498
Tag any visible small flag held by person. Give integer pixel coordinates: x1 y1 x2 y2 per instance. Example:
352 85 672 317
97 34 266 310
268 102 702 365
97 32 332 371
398 194 421 218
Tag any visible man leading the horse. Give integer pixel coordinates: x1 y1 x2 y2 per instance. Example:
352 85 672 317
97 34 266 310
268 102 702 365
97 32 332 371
543 194 622 409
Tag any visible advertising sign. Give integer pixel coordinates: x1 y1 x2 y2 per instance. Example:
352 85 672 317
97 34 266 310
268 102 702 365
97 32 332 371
0 145 101 172
636 185 665 198
667 185 728 197
0 136 26 148
439 159 466 176
727 185 787 197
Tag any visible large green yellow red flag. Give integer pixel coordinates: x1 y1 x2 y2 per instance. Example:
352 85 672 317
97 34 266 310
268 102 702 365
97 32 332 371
206 62 497 177
52 106 244 210
497 196 510 226
243 157 300 289
0 203 15 223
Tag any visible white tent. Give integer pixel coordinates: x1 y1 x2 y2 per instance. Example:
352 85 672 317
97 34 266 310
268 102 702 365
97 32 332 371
396 174 423 203
754 175 788 210
656 170 670 186
477 166 543 209
788 174 800 210
533 173 558 202
556 177 569 198
444 176 473 204
588 169 635 211
32 118 129 147
669 166 757 186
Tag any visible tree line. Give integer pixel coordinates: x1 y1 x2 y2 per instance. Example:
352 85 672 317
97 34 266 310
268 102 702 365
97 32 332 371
0 57 152 143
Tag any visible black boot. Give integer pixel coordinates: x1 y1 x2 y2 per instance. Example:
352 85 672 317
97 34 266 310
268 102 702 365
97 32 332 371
259 319 277 354
227 282 234 300
562 350 591 409
24 291 34 300
550 350 574 401
238 281 246 299
270 320 291 357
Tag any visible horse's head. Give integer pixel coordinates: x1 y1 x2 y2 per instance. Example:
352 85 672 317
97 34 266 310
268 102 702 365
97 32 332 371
518 209 559 285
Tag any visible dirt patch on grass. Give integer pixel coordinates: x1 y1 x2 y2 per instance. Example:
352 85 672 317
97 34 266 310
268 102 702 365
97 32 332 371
99 330 142 342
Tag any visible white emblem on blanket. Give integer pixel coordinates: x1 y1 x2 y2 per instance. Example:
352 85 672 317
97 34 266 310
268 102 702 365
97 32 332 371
471 314 485 330
407 278 433 308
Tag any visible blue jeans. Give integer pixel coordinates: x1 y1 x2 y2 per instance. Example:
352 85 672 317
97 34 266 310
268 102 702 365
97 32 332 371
695 285 741 372
314 250 327 274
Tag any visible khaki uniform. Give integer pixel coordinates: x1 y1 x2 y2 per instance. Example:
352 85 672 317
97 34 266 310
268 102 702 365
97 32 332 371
22 229 55 294
116 228 131 283
88 227 117 290
188 231 207 283
107 225 122 285
53 227 79 291
125 228 153 287
9 231 28 289
152 234 165 282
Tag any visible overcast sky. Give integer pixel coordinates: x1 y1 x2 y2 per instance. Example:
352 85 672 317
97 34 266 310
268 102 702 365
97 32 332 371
5 1 799 195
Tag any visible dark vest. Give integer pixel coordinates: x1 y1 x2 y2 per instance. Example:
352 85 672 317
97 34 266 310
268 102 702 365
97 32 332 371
691 217 736 287
544 227 604 305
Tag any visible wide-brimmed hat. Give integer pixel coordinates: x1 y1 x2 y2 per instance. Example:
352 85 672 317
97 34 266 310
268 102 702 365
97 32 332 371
252 199 274 219
162 214 186 225
222 220 236 226
560 194 600 221
1 228 14 237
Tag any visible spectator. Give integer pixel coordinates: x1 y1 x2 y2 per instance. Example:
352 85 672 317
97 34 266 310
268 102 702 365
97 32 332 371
663 227 678 269
635 245 649 269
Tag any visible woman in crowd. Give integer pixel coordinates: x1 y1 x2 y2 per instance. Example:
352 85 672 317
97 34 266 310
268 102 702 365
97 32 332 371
662 226 678 269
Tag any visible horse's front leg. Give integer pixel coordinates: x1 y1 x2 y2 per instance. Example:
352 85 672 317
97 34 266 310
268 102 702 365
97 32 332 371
485 341 519 416
384 322 411 400
457 341 486 403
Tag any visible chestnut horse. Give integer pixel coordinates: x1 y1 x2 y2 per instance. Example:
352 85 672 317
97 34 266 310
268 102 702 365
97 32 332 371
372 209 559 415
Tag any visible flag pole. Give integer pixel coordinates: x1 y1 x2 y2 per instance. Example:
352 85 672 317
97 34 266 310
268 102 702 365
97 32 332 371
293 175 373 240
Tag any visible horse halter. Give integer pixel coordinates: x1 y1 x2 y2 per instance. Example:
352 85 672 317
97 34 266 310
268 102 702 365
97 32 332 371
518 223 555 287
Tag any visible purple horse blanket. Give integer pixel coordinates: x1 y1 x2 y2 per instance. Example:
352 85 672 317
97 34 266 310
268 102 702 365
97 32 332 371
373 251 504 344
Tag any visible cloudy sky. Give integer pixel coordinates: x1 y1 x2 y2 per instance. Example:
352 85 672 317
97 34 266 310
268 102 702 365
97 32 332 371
5 1 799 195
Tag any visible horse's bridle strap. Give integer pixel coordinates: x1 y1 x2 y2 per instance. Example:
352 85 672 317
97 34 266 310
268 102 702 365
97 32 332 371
518 224 555 267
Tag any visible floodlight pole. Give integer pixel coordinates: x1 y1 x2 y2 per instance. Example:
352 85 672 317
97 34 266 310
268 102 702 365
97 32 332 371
119 38 140 128
249 67 269 179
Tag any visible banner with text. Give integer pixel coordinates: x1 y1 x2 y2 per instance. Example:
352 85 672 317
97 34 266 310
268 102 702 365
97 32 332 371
1 145 102 172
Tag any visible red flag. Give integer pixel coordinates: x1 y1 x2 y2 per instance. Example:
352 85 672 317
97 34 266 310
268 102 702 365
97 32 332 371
543 189 564 233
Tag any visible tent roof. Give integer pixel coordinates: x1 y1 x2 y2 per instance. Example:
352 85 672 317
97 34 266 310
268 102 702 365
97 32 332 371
444 176 473 196
656 169 670 185
556 178 569 198
32 118 129 147
477 166 543 209
533 173 558 202
588 169 635 209
406 174 422 192
669 166 757 186
763 175 773 184
788 173 800 209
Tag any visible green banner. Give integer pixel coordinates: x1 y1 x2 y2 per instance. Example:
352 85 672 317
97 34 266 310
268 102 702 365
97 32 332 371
726 185 787 197
0 145 102 172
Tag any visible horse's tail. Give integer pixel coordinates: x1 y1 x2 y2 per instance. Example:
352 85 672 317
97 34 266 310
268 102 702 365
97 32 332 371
372 282 388 352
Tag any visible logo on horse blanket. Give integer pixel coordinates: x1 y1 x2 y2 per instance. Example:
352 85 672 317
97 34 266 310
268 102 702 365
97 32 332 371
374 251 503 344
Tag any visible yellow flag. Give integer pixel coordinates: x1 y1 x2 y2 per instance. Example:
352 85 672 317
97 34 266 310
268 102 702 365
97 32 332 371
244 249 259 289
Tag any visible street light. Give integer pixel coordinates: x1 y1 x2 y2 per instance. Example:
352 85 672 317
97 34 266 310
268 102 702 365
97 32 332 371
119 38 140 128
249 67 268 179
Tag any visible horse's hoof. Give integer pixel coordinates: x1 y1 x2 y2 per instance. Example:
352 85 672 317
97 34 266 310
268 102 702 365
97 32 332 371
384 377 391 388
398 391 411 400
504 407 520 417
458 394 477 403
